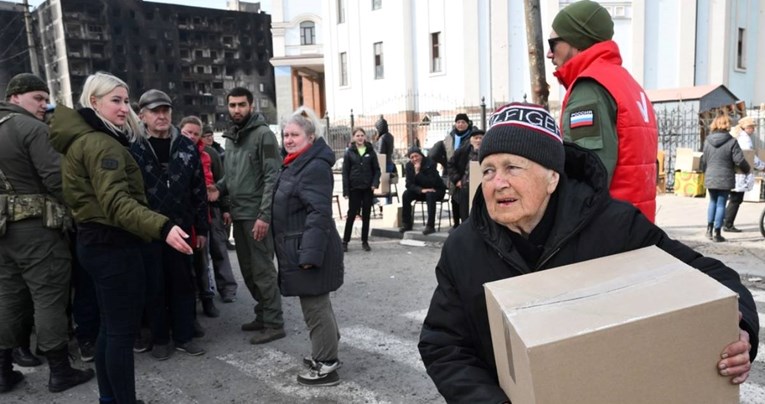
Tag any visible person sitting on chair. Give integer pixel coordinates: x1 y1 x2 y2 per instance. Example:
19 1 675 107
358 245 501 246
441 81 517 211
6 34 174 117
400 147 446 235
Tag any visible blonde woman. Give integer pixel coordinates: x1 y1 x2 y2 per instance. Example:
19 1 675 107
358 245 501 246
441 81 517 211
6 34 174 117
49 72 191 404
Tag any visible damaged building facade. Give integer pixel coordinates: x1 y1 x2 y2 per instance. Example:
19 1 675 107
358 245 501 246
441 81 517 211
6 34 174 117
32 0 276 125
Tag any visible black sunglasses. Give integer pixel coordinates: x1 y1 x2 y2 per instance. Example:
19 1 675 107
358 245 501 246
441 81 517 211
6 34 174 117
548 37 565 53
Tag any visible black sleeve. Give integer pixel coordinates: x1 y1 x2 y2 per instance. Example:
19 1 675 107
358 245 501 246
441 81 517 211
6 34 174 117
404 163 421 193
430 140 447 168
369 149 381 188
419 252 510 404
447 147 466 185
341 150 351 197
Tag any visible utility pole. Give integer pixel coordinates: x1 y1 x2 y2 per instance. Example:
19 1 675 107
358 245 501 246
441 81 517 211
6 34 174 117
22 0 40 75
523 0 549 109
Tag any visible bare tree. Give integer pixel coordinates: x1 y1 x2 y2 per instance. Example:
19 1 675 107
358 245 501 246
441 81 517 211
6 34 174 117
523 0 549 109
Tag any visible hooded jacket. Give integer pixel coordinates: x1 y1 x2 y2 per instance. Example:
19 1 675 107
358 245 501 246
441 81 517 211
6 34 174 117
0 102 63 202
700 131 750 191
272 137 344 297
129 127 208 235
48 105 169 242
418 143 759 403
375 118 395 169
217 113 281 222
342 141 381 195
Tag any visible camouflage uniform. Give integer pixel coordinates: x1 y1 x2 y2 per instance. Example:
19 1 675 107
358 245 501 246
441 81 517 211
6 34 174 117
0 102 72 353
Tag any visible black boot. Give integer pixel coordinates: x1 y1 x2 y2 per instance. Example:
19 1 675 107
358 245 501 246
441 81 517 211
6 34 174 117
705 223 713 240
0 349 24 393
12 346 42 367
45 346 94 393
202 298 220 318
713 228 726 243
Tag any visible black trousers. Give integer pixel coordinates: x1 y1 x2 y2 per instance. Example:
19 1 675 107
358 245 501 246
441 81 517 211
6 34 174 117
402 189 446 228
343 188 373 243
724 191 745 228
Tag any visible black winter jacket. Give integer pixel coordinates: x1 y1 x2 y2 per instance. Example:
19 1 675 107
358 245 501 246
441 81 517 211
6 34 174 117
446 144 478 187
129 127 208 235
700 131 750 190
404 156 446 194
418 143 759 404
272 137 344 297
342 141 381 196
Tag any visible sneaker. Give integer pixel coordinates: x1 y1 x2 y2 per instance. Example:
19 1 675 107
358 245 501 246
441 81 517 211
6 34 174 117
175 341 205 356
241 319 265 332
302 356 315 368
151 343 173 361
297 360 341 387
422 226 436 235
249 327 286 345
79 341 95 363
226 241 236 251
342 242 348 252
193 319 206 338
362 242 371 252
202 298 220 318
12 347 42 367
723 226 742 233
133 335 152 353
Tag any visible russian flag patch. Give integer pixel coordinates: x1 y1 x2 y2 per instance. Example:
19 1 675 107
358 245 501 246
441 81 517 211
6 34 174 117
570 110 594 128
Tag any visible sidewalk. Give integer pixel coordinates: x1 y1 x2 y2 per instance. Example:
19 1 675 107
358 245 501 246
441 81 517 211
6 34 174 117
337 191 765 278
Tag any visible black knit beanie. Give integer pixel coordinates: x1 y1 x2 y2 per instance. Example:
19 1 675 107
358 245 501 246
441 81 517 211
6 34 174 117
407 146 424 158
5 73 49 98
552 0 614 50
455 113 470 123
479 103 565 173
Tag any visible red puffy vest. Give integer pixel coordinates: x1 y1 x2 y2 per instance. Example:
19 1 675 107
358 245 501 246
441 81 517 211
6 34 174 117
555 41 658 222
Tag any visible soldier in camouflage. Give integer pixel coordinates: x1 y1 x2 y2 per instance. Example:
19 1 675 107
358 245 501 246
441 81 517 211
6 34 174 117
0 73 94 393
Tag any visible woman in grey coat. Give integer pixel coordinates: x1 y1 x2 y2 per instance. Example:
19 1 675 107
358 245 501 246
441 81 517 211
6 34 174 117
272 107 344 387
700 114 750 242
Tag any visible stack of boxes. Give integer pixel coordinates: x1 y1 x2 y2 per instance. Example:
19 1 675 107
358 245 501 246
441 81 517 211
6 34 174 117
673 148 705 197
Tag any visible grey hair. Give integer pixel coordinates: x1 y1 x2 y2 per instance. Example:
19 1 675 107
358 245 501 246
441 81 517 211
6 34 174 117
79 72 143 142
281 106 324 140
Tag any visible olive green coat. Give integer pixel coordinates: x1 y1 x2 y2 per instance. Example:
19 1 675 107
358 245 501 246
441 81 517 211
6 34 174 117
48 105 168 241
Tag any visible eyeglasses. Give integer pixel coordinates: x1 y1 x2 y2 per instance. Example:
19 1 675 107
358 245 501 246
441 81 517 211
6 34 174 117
548 37 565 53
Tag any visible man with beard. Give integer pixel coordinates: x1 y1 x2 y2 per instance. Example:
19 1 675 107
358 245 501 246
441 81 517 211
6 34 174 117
208 87 285 344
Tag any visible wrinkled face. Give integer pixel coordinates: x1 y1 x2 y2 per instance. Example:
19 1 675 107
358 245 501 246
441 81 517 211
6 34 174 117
283 122 313 154
470 134 483 150
481 153 559 234
409 152 422 165
9 91 49 120
141 105 172 134
546 30 579 70
227 95 252 124
91 86 130 127
202 132 214 146
455 119 469 132
181 123 202 143
353 130 366 146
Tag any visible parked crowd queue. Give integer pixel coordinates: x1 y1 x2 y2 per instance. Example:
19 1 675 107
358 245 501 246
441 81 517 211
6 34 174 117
0 71 345 403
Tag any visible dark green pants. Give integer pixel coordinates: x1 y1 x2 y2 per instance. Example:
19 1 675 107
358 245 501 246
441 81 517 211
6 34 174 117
0 221 71 351
232 220 283 327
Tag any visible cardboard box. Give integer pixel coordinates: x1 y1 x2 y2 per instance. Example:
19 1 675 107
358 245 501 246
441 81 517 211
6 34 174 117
675 148 703 172
378 173 391 195
656 173 666 194
743 177 765 202
758 149 765 164
379 204 402 228
737 150 755 174
484 246 739 404
469 161 481 213
674 170 705 197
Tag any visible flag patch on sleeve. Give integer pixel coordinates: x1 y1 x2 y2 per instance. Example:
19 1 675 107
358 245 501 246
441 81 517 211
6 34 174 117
570 110 594 128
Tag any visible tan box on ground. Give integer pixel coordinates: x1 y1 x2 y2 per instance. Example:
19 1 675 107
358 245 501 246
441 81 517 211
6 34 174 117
484 246 739 404
738 150 755 174
469 161 481 212
675 148 703 172
379 204 401 228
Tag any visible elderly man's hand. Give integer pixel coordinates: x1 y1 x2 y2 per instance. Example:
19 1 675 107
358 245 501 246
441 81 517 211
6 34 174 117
718 314 751 384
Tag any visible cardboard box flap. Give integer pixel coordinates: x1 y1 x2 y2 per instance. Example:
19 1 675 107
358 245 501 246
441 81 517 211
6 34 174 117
485 247 737 347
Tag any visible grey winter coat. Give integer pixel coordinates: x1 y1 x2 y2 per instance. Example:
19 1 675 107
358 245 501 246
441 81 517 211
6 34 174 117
700 131 750 190
272 137 344 297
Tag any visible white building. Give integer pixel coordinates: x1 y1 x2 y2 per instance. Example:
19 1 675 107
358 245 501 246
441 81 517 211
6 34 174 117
320 0 765 134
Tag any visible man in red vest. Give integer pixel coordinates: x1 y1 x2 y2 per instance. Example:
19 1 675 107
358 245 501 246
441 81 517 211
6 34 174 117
548 0 658 222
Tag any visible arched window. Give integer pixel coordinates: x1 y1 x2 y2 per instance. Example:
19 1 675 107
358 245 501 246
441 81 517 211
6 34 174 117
300 21 315 45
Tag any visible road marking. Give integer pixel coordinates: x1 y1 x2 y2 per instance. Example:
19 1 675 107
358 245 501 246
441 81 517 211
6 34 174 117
138 373 199 404
741 381 765 404
402 308 428 323
340 326 425 372
400 239 426 247
217 349 389 404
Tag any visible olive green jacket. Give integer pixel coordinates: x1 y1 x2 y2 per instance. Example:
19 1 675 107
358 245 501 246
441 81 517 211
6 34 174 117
48 105 168 241
217 113 281 222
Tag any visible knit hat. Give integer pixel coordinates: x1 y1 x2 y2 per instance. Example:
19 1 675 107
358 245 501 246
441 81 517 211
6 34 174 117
470 128 485 137
5 73 49 98
552 0 614 51
202 124 214 134
479 103 565 173
375 117 389 134
407 146 424 158
455 113 470 123
138 89 173 110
